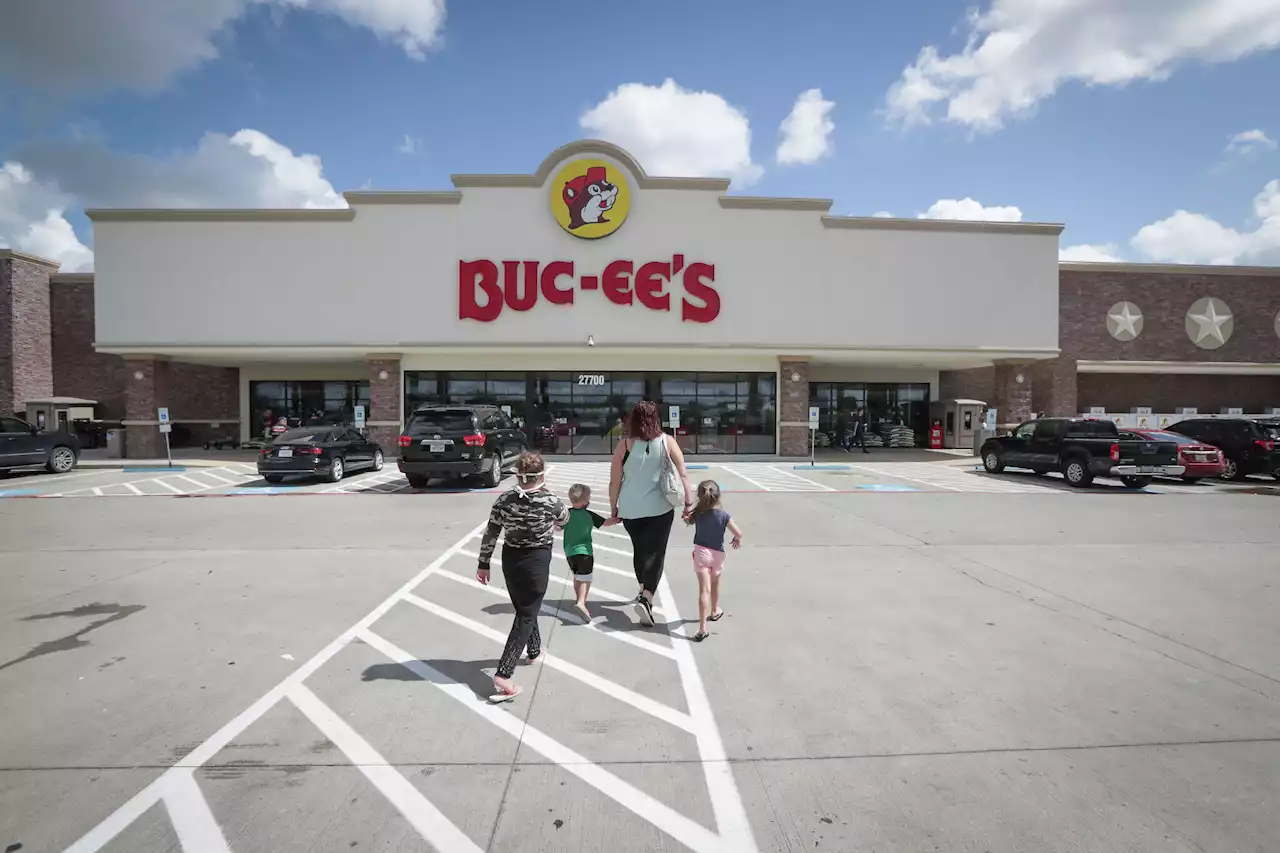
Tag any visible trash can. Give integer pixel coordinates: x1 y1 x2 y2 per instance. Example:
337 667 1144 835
106 429 123 458
972 427 994 456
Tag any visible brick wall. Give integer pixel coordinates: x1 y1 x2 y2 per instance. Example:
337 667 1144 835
1060 267 1280 364
939 367 994 405
1077 373 1280 414
1 255 56 416
778 359 809 456
50 277 127 419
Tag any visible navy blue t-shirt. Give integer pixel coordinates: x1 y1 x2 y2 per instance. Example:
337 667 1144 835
693 508 731 551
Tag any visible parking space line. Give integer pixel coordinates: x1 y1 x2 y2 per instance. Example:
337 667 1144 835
64 522 488 853
153 478 185 494
766 465 835 491
715 463 770 491
849 464 964 492
434 568 677 660
358 629 727 853
197 469 237 485
458 549 664 615
402 592 695 732
287 684 483 853
161 770 232 853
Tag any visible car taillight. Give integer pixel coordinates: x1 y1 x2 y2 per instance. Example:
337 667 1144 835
398 435 412 447
1110 443 1120 462
303 447 322 455
1256 439 1275 452
259 447 271 456
464 433 486 447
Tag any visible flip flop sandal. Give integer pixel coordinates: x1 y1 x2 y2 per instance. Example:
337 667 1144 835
709 611 725 622
488 688 522 703
692 631 710 642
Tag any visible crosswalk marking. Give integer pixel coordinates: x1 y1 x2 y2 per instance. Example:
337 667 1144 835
850 462 1064 493
718 463 834 492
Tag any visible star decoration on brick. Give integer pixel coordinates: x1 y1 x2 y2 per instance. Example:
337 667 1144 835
1185 297 1234 349
1105 301 1143 341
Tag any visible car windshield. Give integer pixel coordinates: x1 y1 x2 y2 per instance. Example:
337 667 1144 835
407 410 477 433
273 428 331 444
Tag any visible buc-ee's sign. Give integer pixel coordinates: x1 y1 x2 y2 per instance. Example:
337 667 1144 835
457 157 721 323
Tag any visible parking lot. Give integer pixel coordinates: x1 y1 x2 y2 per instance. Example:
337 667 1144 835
2 454 1277 499
2 464 1279 852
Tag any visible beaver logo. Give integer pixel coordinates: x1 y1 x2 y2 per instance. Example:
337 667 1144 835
549 158 630 239
563 166 618 229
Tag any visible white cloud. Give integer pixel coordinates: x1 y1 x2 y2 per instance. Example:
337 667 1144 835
1224 129 1277 157
871 211 895 218
1059 243 1122 263
777 88 835 166
0 0 446 94
1131 179 1280 265
398 135 423 155
3 128 344 270
580 78 764 185
0 163 94 271
885 0 1280 132
919 197 1023 222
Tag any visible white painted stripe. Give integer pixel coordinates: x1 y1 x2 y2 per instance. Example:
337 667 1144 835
658 575 759 852
849 464 964 492
197 469 237 485
288 684 483 853
161 770 231 853
716 464 771 491
358 629 724 853
767 464 834 491
173 474 206 489
458 549 661 613
433 568 677 660
91 487 103 496
153 478 185 494
64 522 488 852
122 482 144 496
595 527 633 542
401 593 694 733
553 533 633 558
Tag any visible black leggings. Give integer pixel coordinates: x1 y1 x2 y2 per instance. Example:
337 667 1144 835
622 510 675 597
497 545 551 678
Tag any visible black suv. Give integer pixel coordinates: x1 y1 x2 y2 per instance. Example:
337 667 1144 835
0 416 80 474
397 406 528 489
1166 418 1280 481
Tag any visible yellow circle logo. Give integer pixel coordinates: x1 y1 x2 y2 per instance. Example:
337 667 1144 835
550 158 630 239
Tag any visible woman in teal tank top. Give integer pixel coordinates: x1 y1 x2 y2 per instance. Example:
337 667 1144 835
608 401 693 626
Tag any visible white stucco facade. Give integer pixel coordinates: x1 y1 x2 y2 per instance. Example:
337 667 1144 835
85 140 1064 452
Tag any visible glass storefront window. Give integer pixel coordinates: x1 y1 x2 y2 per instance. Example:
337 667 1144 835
250 380 370 440
808 382 932 448
403 370 778 454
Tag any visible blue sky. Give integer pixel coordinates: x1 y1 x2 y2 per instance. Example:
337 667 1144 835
2 0 1279 270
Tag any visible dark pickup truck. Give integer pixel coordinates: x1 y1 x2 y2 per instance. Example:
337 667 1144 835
980 417 1183 488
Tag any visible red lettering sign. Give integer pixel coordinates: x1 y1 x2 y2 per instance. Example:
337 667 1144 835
458 255 720 323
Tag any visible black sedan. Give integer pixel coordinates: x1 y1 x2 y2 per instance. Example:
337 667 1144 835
257 425 383 483
0 416 80 475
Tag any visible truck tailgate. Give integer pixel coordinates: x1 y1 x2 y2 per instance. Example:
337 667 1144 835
1119 439 1178 466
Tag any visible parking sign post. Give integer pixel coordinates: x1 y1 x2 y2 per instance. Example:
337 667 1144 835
157 407 172 467
808 406 820 466
354 405 366 434
668 405 680 431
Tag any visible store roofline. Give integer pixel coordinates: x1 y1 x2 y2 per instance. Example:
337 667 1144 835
1060 261 1280 276
1077 360 1280 375
0 248 61 268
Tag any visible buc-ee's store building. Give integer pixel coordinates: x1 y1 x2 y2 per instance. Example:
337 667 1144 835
3 140 1279 458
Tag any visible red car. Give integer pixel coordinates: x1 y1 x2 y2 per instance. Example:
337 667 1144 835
1127 429 1225 482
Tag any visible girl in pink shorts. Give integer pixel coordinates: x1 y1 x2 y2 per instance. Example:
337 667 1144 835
684 480 743 641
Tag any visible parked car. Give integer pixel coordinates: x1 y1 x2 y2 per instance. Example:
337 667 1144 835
1165 418 1280 481
980 417 1183 488
1119 429 1225 483
256 425 383 483
0 416 80 474
397 405 528 489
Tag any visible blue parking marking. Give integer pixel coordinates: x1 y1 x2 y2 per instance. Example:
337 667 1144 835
686 464 710 470
793 464 851 471
123 467 187 473
0 489 38 497
857 483 919 492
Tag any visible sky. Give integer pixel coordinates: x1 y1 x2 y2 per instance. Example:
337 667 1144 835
2 0 1279 272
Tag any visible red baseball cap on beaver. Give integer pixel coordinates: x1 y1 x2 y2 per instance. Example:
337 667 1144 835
562 166 609 204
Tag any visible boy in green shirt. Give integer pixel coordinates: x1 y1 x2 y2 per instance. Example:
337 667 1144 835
563 484 618 621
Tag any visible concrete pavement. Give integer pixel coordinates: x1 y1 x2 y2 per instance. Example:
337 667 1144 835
1 490 1278 851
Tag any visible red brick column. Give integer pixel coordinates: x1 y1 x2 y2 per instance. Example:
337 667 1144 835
1 252 56 417
1030 357 1078 417
123 358 169 458
778 358 810 457
366 356 402 454
992 361 1034 428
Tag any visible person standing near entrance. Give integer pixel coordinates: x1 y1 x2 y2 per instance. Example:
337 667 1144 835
476 451 569 702
608 401 693 626
854 408 870 453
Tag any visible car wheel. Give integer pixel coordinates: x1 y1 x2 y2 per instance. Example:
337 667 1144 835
327 456 345 483
482 455 502 488
1121 476 1152 489
982 450 1004 473
1181 476 1201 484
1221 459 1242 480
1062 457 1093 487
405 474 429 489
202 441 211 450
263 475 284 484
372 450 384 472
46 446 77 474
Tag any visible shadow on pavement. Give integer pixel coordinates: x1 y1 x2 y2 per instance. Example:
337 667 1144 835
362 657 501 700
